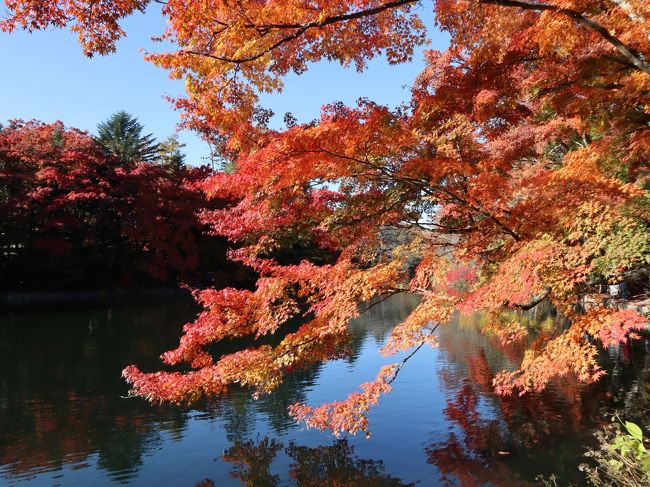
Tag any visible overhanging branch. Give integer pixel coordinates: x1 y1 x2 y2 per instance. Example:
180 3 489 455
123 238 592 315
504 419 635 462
512 287 551 310
185 0 420 64
480 0 650 75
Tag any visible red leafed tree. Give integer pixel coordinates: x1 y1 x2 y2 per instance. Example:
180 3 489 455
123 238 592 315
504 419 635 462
5 1 649 435
113 162 214 282
0 120 109 258
0 120 219 288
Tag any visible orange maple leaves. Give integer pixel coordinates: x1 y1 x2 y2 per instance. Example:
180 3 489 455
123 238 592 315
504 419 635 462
289 364 398 437
6 0 650 435
493 308 647 396
1 0 149 55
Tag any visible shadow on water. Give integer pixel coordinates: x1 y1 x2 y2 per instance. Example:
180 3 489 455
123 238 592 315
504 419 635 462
0 294 648 485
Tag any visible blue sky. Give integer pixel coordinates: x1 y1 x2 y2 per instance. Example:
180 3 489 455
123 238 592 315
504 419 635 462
0 4 448 165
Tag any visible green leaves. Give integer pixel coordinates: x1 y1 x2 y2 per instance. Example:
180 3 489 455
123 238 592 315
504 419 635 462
626 421 644 444
610 421 649 472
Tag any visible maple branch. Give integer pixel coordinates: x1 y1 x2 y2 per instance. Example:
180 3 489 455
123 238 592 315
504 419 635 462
480 0 650 75
423 180 522 241
387 324 439 385
184 26 310 64
511 286 551 310
275 290 405 361
243 0 420 30
275 334 322 360
315 146 522 241
329 196 406 230
184 0 420 64
359 290 405 314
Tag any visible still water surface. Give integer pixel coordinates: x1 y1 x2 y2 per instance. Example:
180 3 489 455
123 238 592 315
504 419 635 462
1 294 647 486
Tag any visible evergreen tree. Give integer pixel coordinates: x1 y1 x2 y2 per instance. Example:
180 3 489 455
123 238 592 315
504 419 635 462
96 111 159 163
157 134 186 171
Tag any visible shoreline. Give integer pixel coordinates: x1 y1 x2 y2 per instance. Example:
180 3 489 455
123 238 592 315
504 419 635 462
0 287 193 312
581 294 650 316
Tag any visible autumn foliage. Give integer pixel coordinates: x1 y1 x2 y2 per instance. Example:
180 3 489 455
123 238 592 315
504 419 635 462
0 120 223 288
5 1 650 435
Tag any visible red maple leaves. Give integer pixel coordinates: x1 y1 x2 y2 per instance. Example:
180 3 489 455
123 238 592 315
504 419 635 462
4 0 649 434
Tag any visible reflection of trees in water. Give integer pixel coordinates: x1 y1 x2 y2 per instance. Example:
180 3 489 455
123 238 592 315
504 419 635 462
350 294 422 346
0 295 415 482
427 433 532 487
0 301 197 482
223 437 282 486
3 294 647 486
218 437 413 487
431 323 586 485
0 391 192 483
286 440 411 486
603 337 650 426
430 311 650 485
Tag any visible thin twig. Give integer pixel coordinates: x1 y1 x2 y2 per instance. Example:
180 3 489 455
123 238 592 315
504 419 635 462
388 323 440 384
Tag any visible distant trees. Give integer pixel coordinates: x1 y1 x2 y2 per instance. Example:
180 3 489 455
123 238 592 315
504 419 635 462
157 134 186 171
0 119 236 291
96 112 189 172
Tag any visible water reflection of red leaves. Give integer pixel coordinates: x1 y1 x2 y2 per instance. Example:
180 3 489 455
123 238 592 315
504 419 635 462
429 322 598 484
426 433 531 487
444 383 504 456
0 393 168 479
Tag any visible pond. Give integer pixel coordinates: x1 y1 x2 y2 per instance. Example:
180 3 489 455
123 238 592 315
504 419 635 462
0 294 648 486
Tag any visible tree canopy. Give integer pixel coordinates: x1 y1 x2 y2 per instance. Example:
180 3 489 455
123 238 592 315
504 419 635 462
0 120 223 288
96 111 160 163
4 0 649 436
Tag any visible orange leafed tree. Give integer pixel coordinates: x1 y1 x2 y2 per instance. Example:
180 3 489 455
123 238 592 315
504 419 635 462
5 0 649 435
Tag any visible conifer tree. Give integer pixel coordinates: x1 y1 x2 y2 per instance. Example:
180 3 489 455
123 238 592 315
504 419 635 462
96 111 159 164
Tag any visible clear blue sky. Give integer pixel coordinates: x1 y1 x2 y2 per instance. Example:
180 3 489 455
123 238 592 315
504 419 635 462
0 4 448 166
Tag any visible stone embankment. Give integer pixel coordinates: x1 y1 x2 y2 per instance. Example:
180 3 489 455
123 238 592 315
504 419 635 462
581 294 650 316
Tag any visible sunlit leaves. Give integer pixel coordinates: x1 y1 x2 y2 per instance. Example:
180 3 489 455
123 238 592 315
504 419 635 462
119 0 649 434
289 364 398 437
10 0 650 436
1 0 149 55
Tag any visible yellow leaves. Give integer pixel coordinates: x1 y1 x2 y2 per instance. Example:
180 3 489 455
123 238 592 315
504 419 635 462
573 307 647 348
493 306 647 396
555 147 599 179
409 253 452 292
473 3 525 62
560 201 650 280
462 240 560 311
623 71 650 98
425 114 478 162
555 146 645 203
482 316 528 345
381 295 447 355
310 259 403 324
535 11 585 58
